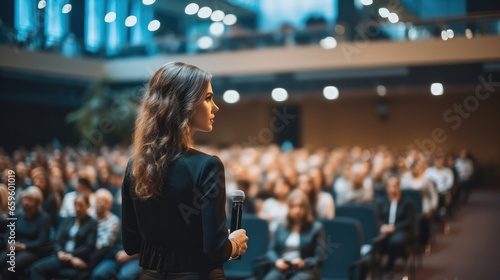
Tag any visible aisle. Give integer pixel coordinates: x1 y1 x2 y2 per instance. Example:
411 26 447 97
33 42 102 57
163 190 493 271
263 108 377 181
416 187 500 280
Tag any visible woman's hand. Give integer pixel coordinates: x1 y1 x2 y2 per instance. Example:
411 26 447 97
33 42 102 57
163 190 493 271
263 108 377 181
275 259 290 271
291 258 305 270
57 251 72 262
228 229 249 257
70 257 88 270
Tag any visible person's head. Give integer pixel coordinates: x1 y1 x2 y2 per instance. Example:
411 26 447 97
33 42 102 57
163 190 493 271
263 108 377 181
308 167 325 191
0 184 8 213
273 176 293 201
386 175 401 200
74 194 90 220
297 173 315 195
459 149 469 159
132 62 215 200
410 158 427 177
433 153 445 169
76 177 93 194
21 186 44 215
341 162 352 179
31 167 52 195
286 189 314 230
95 188 113 218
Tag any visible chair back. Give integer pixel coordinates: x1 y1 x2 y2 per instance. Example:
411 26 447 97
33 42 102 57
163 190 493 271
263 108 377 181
336 205 378 243
224 214 269 278
320 217 363 280
402 189 423 214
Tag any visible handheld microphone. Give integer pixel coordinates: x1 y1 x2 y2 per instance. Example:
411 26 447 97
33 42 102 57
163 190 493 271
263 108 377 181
230 190 245 260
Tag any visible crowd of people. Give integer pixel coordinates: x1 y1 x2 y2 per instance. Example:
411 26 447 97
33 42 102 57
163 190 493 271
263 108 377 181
0 144 476 279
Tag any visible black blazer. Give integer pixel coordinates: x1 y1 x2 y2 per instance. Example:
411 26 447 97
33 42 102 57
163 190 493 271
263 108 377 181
121 149 232 272
53 216 97 262
375 196 415 233
267 221 325 269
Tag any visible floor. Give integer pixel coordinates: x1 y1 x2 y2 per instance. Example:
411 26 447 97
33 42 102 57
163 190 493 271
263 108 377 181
385 186 500 280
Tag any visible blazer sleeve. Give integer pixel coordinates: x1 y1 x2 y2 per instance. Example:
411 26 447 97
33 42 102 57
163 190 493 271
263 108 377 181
73 218 97 259
266 224 282 263
395 200 415 232
121 160 141 255
303 222 326 269
199 156 232 263
54 218 70 253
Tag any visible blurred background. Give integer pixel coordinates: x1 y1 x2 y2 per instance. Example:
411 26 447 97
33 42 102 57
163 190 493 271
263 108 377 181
1 0 500 279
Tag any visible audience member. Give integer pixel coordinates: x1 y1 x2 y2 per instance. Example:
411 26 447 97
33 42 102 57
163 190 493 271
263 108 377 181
0 187 52 279
89 188 120 269
30 167 59 227
263 189 325 280
30 194 97 280
375 176 415 273
259 175 292 235
59 177 96 218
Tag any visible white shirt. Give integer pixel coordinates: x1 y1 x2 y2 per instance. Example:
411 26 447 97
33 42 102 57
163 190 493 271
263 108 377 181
316 191 335 219
282 232 301 261
59 191 96 218
388 201 398 225
425 167 454 193
334 176 374 206
260 198 288 235
455 158 474 180
401 172 438 214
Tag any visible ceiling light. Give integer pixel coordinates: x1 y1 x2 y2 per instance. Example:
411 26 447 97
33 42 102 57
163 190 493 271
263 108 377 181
271 88 288 102
223 90 240 103
323 86 339 100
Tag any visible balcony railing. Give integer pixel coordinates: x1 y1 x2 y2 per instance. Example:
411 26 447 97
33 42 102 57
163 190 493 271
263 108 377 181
1 13 499 59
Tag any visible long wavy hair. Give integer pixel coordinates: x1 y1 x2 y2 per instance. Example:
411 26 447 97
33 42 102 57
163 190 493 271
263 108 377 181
132 62 212 200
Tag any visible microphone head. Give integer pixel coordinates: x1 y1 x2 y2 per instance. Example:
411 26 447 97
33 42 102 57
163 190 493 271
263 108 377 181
232 190 245 203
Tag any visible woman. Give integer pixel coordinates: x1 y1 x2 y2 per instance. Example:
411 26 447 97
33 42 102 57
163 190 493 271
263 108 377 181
263 189 326 280
0 186 52 279
30 167 59 227
297 173 335 219
30 194 97 280
121 62 248 279
258 175 293 235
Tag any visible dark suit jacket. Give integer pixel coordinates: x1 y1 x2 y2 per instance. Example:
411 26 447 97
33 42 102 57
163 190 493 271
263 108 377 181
121 149 232 272
375 196 415 233
267 221 325 269
54 216 97 262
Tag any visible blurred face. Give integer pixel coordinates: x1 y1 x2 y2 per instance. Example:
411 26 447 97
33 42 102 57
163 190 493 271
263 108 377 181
298 174 313 194
435 157 445 168
95 194 111 216
386 177 401 199
191 83 219 133
21 195 38 213
289 197 307 222
74 196 89 219
274 178 291 200
33 175 46 190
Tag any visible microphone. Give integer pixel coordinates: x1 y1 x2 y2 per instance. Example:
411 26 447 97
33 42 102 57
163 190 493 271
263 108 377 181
230 190 245 260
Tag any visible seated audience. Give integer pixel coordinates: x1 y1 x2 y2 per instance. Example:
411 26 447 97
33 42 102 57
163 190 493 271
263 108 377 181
263 189 325 280
0 187 52 279
90 233 141 280
30 167 59 228
375 176 415 273
455 149 475 204
30 194 97 280
401 158 438 249
89 188 120 269
259 175 292 235
297 173 335 219
335 164 374 206
59 177 96 218
425 153 454 221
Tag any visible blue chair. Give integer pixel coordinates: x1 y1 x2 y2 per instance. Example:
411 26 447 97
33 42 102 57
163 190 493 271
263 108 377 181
320 217 365 280
336 205 380 255
224 214 269 280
